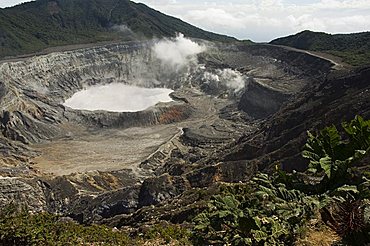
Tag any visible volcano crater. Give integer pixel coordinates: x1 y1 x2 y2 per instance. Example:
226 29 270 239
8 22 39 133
0 39 334 218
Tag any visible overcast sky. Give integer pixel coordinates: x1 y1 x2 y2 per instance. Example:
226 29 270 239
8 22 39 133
1 0 369 41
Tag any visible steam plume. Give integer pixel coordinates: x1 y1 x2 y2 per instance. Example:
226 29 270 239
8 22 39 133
203 68 246 92
152 33 206 69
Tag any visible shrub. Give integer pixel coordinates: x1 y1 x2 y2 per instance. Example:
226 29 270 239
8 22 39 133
0 205 131 246
303 115 370 190
193 115 370 245
192 174 319 245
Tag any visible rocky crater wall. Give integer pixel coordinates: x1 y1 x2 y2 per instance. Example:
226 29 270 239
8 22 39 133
209 44 334 119
0 41 335 146
0 42 195 145
0 39 339 221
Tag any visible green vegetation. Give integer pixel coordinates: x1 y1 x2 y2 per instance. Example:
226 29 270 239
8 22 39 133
1 116 369 245
192 174 319 245
0 206 192 245
143 224 191 245
0 0 235 58
270 30 370 66
303 115 370 190
0 206 130 245
193 115 370 245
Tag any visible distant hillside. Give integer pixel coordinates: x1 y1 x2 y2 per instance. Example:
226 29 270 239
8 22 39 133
0 0 236 58
270 30 370 66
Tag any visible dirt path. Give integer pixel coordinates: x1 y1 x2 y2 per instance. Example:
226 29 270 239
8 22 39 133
271 44 351 70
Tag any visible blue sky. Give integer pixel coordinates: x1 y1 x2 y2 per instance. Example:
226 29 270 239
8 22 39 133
1 0 369 41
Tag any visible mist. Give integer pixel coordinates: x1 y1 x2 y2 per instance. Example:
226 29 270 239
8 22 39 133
112 25 134 35
111 24 139 40
152 33 206 69
203 68 246 92
64 84 173 112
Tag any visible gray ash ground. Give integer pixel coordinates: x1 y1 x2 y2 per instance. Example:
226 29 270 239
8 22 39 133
0 38 341 223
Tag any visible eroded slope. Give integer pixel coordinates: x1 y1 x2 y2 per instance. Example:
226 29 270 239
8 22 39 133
0 40 334 222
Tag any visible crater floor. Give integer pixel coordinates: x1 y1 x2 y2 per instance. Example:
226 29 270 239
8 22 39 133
32 125 180 176
31 87 239 176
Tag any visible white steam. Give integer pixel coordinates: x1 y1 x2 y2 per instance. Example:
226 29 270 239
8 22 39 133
111 25 134 35
152 33 206 69
63 83 173 112
203 68 246 92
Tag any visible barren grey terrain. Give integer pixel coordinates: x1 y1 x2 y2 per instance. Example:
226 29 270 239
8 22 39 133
0 37 338 222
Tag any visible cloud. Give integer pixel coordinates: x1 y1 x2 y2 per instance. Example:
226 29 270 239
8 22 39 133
312 0 370 9
3 0 369 41
185 8 245 29
136 0 370 41
0 0 33 8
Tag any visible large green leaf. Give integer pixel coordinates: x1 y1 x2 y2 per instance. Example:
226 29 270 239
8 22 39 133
358 177 370 199
336 185 359 194
364 204 370 225
320 125 341 157
343 115 370 150
252 229 268 242
319 156 333 178
302 115 370 189
302 150 321 162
